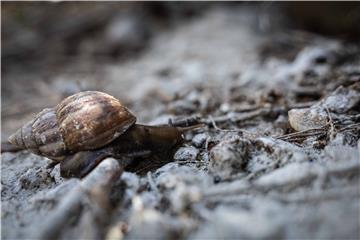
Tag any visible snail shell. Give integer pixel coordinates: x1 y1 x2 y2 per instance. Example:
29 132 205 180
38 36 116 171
8 91 136 159
56 91 136 151
8 108 66 159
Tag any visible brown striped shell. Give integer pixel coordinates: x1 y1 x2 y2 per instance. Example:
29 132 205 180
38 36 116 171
56 91 136 151
8 91 136 160
8 108 67 160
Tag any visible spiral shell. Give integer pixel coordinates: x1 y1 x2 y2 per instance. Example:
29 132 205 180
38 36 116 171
8 108 66 159
56 91 136 151
8 91 136 159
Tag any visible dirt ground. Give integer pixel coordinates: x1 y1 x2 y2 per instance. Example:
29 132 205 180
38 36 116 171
1 3 360 239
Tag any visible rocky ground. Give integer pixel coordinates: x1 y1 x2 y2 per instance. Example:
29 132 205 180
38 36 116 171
1 3 360 239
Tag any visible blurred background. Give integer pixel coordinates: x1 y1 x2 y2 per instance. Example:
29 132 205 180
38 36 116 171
2 1 360 138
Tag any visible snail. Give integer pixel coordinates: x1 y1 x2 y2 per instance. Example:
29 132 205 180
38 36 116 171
8 91 202 178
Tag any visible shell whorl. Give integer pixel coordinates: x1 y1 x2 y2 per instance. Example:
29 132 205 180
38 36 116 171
8 108 66 158
8 119 36 151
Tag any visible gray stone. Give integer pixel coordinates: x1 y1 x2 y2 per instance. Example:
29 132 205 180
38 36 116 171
191 133 208 148
208 136 251 178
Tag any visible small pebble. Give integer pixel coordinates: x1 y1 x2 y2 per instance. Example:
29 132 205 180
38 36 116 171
208 136 251 178
321 84 360 113
288 106 328 131
191 133 208 148
174 146 199 162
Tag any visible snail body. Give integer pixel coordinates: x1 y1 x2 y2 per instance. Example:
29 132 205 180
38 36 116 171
9 91 199 178
60 124 189 178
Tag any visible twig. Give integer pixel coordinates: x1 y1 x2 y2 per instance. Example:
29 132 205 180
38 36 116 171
208 115 236 132
169 115 202 127
325 107 336 140
276 120 359 144
206 115 256 139
338 123 360 132
231 109 271 123
275 127 327 143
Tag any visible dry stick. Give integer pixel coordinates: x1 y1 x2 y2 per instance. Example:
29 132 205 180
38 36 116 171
37 158 122 240
195 108 269 126
227 100 315 114
325 107 337 140
169 115 202 127
207 115 257 139
276 120 359 143
338 123 360 132
204 109 269 126
332 114 360 127
208 115 236 132
231 104 264 113
276 128 325 139
202 104 287 133
231 108 273 123
275 127 327 142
